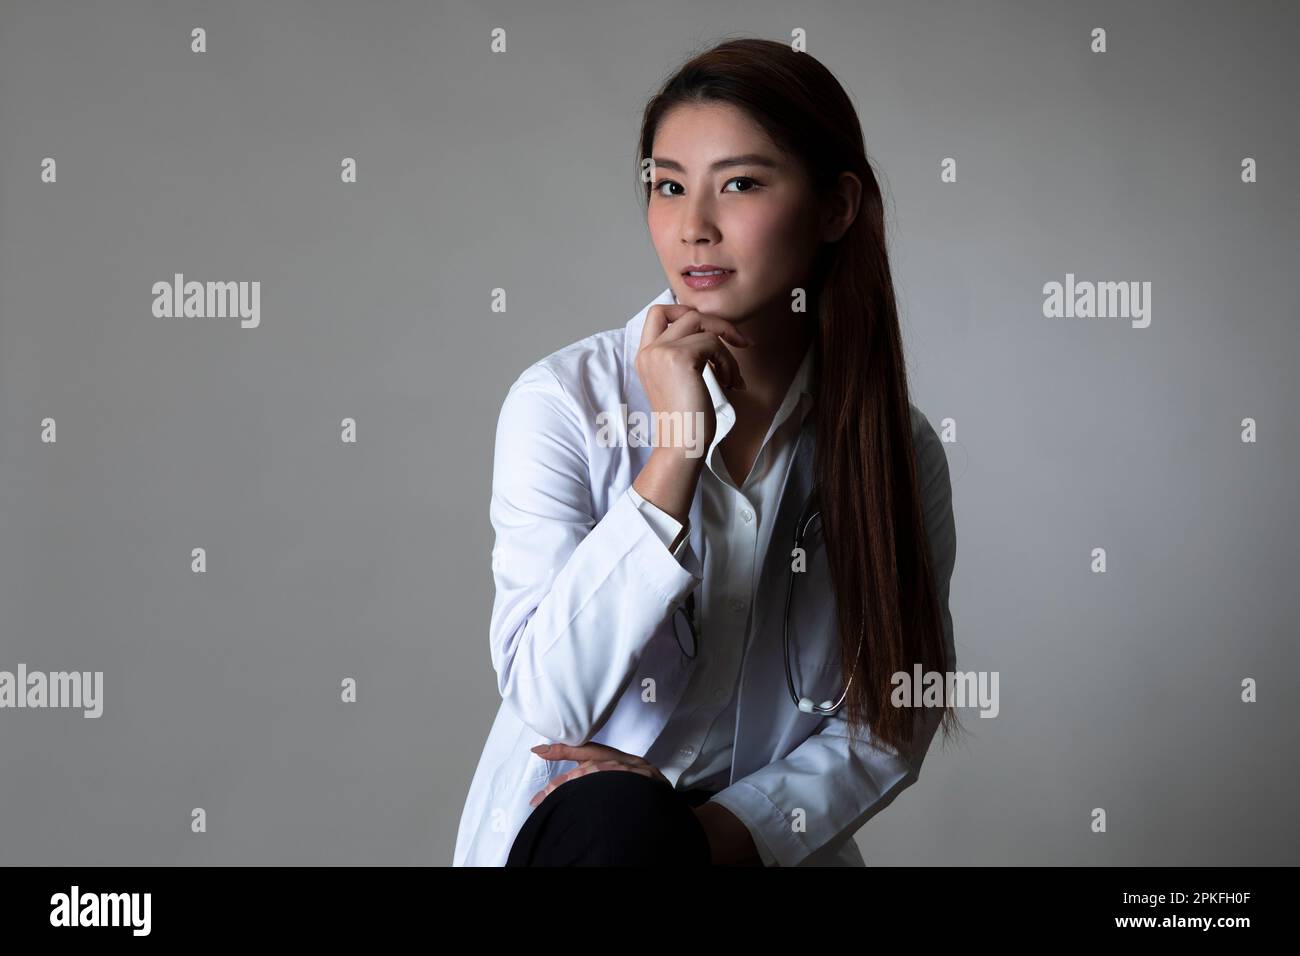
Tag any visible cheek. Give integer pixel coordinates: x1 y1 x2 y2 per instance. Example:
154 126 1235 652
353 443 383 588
732 214 813 292
646 206 672 254
732 203 807 262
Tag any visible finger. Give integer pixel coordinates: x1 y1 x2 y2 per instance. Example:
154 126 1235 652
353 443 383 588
658 309 752 349
527 761 657 806
539 743 648 768
674 330 747 391
529 782 555 807
641 303 697 351
526 760 577 807
531 742 618 763
533 760 626 805
616 764 657 781
573 762 651 785
581 760 633 775
529 766 582 806
601 763 662 785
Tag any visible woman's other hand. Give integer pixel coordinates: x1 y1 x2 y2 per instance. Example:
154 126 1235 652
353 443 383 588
527 742 670 807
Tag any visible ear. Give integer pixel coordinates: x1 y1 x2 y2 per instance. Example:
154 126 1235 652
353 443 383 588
820 171 863 243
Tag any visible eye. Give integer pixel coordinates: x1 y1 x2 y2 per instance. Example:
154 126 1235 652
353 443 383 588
651 176 763 197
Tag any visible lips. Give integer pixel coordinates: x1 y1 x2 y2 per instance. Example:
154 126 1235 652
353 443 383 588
682 264 733 275
681 268 735 290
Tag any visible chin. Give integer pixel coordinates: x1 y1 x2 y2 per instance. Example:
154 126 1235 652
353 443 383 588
675 285 745 316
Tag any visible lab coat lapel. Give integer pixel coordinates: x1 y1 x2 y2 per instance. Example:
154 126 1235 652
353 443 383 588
730 412 820 783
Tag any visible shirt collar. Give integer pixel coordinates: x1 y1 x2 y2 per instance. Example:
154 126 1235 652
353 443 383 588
700 331 816 455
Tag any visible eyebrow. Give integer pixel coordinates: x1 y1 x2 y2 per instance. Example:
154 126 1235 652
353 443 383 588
649 153 781 173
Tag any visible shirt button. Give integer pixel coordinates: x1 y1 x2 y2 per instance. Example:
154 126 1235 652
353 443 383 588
741 509 753 523
729 598 746 613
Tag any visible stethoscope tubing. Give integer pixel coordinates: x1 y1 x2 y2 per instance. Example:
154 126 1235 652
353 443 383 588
672 487 865 716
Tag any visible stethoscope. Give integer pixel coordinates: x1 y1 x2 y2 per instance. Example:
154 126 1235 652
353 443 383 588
671 487 865 716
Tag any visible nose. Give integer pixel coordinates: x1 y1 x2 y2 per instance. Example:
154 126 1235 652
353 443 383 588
679 194 721 245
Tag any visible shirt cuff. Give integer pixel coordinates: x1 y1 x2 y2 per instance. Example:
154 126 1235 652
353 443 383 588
705 782 805 868
624 485 690 561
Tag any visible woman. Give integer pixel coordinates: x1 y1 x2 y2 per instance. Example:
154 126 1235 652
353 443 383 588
454 37 960 867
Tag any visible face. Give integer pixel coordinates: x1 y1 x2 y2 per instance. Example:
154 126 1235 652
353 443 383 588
646 102 826 328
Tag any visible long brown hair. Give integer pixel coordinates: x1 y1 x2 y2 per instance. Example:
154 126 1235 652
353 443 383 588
637 37 959 756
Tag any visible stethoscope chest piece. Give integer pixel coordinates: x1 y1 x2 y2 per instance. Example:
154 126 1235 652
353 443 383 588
672 591 699 660
669 485 865 717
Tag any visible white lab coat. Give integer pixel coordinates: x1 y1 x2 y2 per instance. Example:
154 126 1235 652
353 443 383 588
453 286 957 866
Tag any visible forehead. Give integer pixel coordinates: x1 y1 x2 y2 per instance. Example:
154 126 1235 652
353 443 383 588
653 102 783 158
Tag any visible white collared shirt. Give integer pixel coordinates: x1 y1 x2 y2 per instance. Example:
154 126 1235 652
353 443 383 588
625 343 815 862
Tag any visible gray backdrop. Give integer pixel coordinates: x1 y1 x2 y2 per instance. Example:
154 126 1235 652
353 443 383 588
1 0 1296 865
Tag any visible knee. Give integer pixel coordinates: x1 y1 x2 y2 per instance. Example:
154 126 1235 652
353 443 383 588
556 775 707 848
551 768 678 820
541 770 709 864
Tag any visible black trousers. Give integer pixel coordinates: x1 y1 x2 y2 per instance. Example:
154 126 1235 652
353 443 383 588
505 769 718 866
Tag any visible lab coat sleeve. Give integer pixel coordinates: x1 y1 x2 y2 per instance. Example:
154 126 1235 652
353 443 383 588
626 483 691 561
488 362 701 745
707 415 957 867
